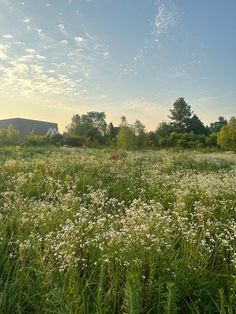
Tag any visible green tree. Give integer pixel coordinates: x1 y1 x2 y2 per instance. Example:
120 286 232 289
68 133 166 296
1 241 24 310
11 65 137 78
147 131 158 147
155 122 174 148
117 116 137 150
169 98 193 132
156 122 174 137
67 112 107 145
217 116 236 151
117 127 137 150
106 122 119 145
133 120 147 148
205 133 218 147
189 114 207 135
120 115 129 127
210 116 227 133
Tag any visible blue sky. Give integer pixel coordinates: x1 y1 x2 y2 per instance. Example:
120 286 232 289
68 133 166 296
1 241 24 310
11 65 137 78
0 0 235 131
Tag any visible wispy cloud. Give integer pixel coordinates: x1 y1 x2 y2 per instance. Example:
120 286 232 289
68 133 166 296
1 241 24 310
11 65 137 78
0 41 82 99
24 18 48 41
2 34 13 39
74 36 86 45
44 102 75 113
123 99 156 112
57 23 70 37
153 0 180 43
0 43 9 60
58 23 65 31
23 17 30 24
60 40 68 45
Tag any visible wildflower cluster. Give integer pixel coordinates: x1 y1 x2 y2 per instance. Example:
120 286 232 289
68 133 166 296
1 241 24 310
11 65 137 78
0 148 236 313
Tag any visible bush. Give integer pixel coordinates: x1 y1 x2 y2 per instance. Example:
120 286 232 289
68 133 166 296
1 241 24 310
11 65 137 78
49 134 64 146
24 133 50 146
0 125 21 146
205 133 218 147
63 135 85 147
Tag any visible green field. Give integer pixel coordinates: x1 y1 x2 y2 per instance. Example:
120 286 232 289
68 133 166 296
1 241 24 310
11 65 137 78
0 147 236 313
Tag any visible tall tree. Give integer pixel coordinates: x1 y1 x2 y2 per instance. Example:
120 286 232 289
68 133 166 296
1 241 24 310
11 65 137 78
147 131 158 147
117 117 137 150
210 116 228 133
67 112 107 144
217 116 236 151
117 127 137 150
169 98 193 132
105 122 119 145
107 122 119 139
189 114 207 135
120 116 129 127
133 120 147 148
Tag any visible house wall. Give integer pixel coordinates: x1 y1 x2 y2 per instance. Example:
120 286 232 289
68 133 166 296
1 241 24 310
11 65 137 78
0 118 58 136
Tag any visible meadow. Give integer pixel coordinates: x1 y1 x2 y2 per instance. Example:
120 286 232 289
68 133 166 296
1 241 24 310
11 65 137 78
0 147 236 313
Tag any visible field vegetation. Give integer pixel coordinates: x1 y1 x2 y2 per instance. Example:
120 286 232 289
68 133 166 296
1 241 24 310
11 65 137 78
0 147 236 313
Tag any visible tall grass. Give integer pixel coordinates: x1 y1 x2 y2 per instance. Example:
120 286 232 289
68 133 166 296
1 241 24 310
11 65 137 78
0 148 236 313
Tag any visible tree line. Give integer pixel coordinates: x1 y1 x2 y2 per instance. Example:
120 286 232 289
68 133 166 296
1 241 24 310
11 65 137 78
1 98 236 151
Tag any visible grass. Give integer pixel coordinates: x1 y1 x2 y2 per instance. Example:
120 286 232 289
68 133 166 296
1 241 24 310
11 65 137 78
0 147 236 313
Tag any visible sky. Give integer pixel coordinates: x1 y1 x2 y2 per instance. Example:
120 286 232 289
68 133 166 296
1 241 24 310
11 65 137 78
0 0 235 131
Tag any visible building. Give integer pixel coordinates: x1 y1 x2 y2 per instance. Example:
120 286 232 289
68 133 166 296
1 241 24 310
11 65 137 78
0 118 58 136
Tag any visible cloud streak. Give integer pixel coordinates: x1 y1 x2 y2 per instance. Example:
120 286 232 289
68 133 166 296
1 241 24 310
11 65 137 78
0 43 9 60
2 34 13 39
153 0 180 43
0 41 82 99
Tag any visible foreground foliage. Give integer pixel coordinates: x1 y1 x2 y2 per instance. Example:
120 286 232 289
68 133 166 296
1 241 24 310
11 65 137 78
0 147 236 313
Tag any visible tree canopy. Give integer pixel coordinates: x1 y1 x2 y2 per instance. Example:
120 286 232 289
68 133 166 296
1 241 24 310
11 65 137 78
217 116 236 151
67 112 107 145
189 114 208 135
210 116 228 133
0 100 234 151
169 97 193 132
